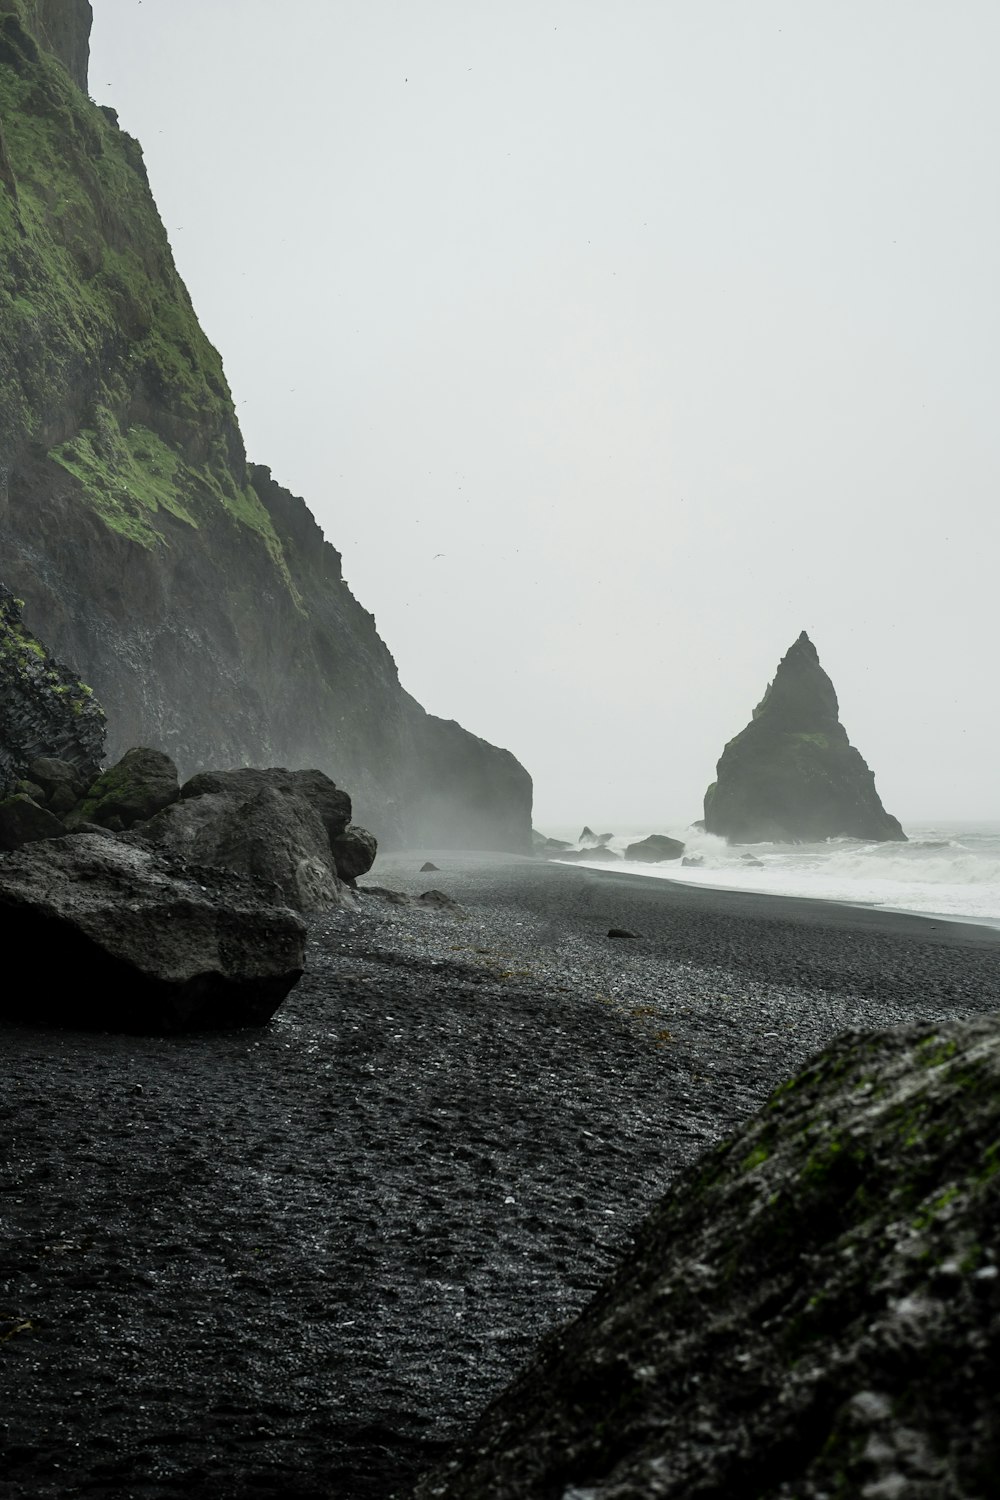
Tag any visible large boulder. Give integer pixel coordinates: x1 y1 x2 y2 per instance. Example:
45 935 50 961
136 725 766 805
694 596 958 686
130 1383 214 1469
419 1015 1000 1499
181 767 352 844
624 833 685 862
0 585 105 799
143 773 355 912
69 746 180 832
704 631 906 843
331 824 377 884
0 834 305 1032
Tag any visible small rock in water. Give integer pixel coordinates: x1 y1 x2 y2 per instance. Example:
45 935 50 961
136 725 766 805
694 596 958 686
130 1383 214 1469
608 927 639 939
420 861 439 872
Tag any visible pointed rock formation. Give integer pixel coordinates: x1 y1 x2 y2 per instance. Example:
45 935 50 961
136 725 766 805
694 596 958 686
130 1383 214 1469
704 632 905 843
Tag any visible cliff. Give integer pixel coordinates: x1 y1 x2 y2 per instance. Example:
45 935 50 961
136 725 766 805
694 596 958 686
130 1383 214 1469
421 1015 1000 1498
0 0 532 849
704 632 905 843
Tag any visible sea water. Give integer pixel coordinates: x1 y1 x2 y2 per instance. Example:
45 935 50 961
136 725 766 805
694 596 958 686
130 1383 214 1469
546 822 1000 929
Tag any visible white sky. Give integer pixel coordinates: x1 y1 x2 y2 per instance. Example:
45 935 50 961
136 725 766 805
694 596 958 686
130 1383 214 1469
88 1 1000 827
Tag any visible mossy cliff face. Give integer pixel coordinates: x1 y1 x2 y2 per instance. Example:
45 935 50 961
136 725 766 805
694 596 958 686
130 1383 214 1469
422 1016 1000 1499
0 1 531 848
704 631 905 843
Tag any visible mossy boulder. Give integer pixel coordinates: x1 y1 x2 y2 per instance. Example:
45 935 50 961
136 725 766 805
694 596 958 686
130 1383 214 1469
704 632 906 843
70 745 179 831
420 1016 1000 1499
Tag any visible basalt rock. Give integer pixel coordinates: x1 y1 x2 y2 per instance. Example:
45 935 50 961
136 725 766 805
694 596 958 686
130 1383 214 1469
0 790 64 849
0 10 532 852
0 585 104 798
420 1016 1000 1499
624 833 685 863
0 833 305 1031
556 846 621 862
141 773 356 912
331 824 377 884
704 632 906 843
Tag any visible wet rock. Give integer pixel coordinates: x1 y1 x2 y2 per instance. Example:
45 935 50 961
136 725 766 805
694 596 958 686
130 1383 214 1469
361 886 412 905
141 782 355 912
704 632 906 844
0 793 66 851
26 756 86 807
420 861 440 872
557 847 622 862
579 827 614 848
182 767 352 844
607 928 638 939
418 890 461 910
69 746 180 831
331 824 377 884
0 834 305 1032
0 586 104 799
418 1015 1000 1499
681 855 704 868
624 834 685 863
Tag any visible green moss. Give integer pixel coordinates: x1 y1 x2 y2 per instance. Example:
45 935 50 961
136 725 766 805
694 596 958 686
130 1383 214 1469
0 16 293 582
741 1143 770 1172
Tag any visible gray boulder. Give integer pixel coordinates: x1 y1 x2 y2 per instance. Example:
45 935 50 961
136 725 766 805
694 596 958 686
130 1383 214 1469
68 747 180 832
26 757 86 814
141 781 355 912
0 834 305 1032
624 834 685 863
331 824 378 884
0 793 66 851
556 846 621 862
181 767 352 845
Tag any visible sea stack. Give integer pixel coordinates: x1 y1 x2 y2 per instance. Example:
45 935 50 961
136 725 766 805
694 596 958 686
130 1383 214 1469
703 632 905 844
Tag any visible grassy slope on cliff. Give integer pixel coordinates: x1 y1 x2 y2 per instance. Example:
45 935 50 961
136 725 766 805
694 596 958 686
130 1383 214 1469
0 0 280 558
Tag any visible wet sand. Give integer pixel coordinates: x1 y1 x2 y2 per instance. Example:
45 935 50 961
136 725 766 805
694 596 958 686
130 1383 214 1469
2 852 998 1499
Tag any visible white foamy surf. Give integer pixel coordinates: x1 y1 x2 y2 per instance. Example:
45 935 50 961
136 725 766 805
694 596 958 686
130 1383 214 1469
547 823 1000 928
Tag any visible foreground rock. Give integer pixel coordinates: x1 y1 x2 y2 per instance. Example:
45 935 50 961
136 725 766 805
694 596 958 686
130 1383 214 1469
331 823 378 884
142 768 357 912
0 835 305 1031
624 833 684 862
420 1016 1000 1499
0 585 104 798
704 631 906 843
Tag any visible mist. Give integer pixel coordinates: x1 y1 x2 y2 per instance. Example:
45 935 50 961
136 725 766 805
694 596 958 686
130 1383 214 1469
88 1 1000 826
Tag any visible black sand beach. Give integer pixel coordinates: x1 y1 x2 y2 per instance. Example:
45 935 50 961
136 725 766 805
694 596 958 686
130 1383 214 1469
3 853 998 1499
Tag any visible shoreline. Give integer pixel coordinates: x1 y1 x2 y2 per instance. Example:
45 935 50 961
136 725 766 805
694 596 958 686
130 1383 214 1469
551 855 1000 945
2 850 998 1499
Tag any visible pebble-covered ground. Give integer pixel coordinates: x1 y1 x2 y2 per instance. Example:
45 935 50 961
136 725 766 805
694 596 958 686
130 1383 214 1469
2 853 998 1499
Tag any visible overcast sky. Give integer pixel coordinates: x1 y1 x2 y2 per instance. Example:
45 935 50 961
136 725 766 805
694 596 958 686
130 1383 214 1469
88 1 999 827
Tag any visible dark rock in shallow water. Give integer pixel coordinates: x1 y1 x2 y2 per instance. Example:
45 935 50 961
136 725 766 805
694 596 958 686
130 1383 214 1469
141 777 355 912
681 855 703 867
68 746 180 832
579 827 614 848
0 585 104 798
704 631 906 844
0 793 65 850
0 834 305 1031
624 834 685 863
331 824 377 884
419 1015 1000 1499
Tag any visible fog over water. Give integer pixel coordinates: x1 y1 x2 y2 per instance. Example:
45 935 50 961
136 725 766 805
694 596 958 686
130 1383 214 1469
89 2 1000 827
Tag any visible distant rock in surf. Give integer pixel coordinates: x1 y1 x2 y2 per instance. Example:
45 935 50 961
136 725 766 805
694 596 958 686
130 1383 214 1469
704 632 905 844
624 834 685 863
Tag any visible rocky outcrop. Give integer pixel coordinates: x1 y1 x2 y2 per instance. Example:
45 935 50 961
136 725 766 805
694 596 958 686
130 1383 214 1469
0 585 104 797
624 833 684 862
704 632 906 843
0 4 531 852
0 833 305 1030
420 1016 1000 1499
331 824 377 884
556 846 621 862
